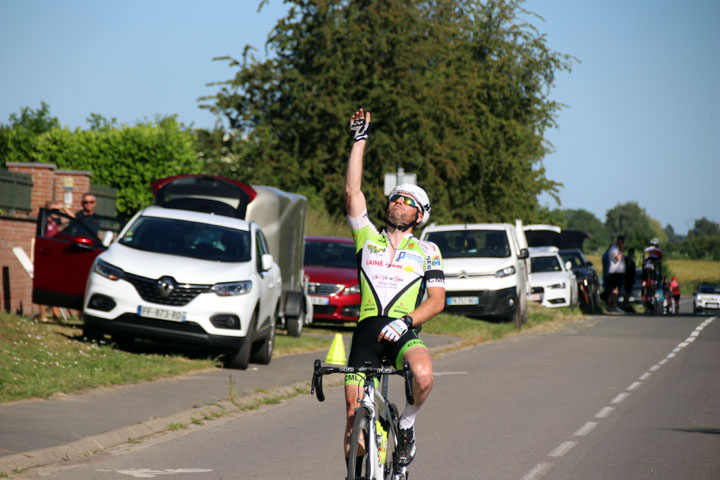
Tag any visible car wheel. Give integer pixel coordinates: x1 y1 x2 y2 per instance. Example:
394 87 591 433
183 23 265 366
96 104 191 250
251 307 277 365
225 311 257 370
287 304 304 338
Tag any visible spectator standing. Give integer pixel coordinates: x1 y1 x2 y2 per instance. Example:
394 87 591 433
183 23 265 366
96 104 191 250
670 276 681 314
623 248 636 311
606 235 626 313
76 193 100 236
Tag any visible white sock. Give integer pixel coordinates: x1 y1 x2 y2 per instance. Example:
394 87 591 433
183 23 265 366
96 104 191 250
399 404 420 430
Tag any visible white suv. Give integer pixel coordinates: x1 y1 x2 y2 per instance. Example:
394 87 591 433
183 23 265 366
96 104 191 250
83 205 282 370
420 223 529 326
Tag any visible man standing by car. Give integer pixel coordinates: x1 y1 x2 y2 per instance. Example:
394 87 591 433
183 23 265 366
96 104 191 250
344 108 445 471
606 235 626 313
76 192 100 236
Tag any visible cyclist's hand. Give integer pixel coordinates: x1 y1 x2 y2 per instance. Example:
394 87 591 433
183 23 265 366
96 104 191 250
378 318 408 342
350 109 371 142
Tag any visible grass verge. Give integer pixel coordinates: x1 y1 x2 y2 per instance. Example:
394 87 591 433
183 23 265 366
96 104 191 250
0 304 582 404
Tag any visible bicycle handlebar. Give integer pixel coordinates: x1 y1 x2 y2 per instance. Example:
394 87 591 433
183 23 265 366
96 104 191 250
311 359 414 405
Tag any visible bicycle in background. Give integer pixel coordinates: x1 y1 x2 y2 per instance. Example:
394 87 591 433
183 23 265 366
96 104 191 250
312 359 415 480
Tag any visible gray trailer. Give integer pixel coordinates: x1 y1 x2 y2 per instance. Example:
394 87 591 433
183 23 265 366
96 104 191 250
246 186 312 336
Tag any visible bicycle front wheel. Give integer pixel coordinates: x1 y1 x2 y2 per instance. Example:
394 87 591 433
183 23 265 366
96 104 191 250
348 406 371 480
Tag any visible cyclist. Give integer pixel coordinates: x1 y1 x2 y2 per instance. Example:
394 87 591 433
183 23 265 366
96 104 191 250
344 108 445 471
642 238 663 308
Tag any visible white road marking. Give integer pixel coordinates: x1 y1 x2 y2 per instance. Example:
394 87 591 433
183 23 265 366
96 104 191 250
520 462 553 480
574 421 598 437
595 406 614 418
520 317 716 480
549 441 577 457
433 371 468 376
627 381 642 391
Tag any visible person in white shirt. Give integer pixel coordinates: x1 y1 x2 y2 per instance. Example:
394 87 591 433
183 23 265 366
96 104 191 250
606 235 626 313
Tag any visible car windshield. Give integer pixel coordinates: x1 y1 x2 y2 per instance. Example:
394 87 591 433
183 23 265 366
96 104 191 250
699 285 720 294
531 255 561 273
119 216 251 262
560 251 585 268
304 240 357 269
425 230 510 258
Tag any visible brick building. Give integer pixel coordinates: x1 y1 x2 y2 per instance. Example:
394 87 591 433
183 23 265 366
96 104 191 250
0 162 103 316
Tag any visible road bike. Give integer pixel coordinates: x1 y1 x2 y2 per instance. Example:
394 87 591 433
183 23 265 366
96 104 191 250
312 359 415 480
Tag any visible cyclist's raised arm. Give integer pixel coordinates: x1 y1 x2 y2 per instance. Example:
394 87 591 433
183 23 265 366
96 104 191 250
346 109 370 218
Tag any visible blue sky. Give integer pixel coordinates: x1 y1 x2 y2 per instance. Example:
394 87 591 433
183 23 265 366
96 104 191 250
1 0 718 235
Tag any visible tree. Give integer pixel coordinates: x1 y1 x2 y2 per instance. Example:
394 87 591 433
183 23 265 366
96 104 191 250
604 202 656 251
202 0 573 224
688 217 720 238
0 102 59 167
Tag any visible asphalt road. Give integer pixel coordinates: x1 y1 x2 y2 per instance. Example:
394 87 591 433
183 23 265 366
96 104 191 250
15 303 720 479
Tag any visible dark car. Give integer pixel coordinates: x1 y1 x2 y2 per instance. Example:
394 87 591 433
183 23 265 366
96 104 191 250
304 236 360 323
559 248 601 312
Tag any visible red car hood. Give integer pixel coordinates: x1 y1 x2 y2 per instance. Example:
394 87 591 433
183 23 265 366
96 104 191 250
304 265 359 285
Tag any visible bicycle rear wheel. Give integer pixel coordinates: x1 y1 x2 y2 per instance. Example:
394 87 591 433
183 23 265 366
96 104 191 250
348 407 371 480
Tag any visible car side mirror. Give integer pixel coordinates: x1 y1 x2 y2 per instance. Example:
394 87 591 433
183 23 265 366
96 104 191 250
518 248 529 260
261 253 274 272
565 260 573 271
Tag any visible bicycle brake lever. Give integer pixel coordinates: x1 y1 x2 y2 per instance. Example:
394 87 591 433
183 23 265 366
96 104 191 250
312 359 325 402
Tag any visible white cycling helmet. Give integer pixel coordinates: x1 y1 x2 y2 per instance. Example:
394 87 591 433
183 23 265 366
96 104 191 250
387 183 431 228
650 237 659 246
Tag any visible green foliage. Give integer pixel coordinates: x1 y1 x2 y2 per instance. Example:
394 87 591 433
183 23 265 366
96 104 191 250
202 0 574 225
3 113 202 217
0 102 59 167
680 235 720 261
688 217 720 238
604 201 656 251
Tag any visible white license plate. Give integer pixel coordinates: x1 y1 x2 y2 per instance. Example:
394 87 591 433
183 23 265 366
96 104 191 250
137 306 186 322
309 295 330 306
447 296 479 306
529 293 542 301
706 302 719 308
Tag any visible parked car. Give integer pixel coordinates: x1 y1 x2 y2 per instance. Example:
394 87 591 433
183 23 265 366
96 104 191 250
304 236 360 323
693 284 720 315
559 248 601 313
32 175 311 369
528 246 578 308
420 223 529 326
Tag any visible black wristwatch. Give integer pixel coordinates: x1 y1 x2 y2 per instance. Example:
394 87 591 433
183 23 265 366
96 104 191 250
401 315 414 328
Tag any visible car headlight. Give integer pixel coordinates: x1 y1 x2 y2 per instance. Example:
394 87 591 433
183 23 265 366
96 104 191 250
342 284 360 295
548 282 566 289
495 266 516 278
212 281 252 296
94 259 125 281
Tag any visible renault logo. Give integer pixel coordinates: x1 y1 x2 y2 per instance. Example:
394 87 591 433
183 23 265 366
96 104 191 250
156 276 177 297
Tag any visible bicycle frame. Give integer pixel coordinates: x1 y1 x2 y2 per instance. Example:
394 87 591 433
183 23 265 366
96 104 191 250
312 359 414 480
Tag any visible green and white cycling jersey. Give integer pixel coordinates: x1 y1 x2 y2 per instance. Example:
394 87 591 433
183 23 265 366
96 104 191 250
349 211 445 321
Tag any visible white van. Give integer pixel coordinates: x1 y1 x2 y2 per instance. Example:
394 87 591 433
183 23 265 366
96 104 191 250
420 223 529 326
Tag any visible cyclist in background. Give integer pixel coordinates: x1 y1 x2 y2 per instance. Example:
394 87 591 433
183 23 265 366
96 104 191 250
344 108 445 471
641 238 663 311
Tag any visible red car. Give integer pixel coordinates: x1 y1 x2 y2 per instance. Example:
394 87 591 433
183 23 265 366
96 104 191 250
304 236 360 323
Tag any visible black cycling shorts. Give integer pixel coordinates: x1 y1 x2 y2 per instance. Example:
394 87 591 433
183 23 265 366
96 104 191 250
345 316 425 386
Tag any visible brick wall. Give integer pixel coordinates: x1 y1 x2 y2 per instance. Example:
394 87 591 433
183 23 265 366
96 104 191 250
1 163 92 316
